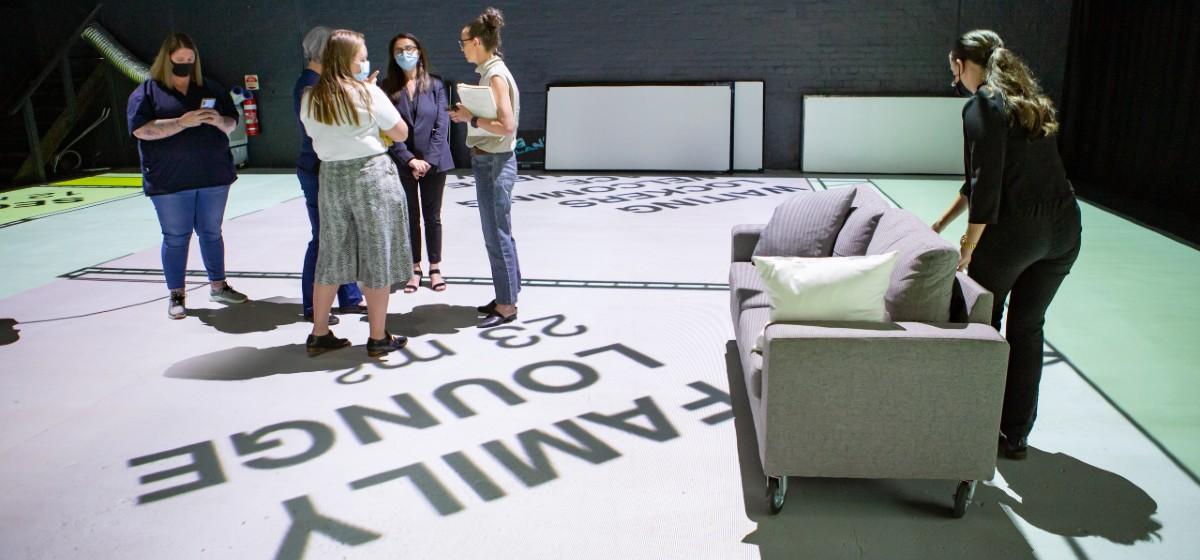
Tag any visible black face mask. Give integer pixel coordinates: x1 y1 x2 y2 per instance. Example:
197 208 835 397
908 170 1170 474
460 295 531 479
171 63 194 78
952 79 971 97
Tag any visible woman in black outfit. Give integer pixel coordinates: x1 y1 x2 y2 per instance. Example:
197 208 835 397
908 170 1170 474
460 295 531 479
382 33 455 293
933 29 1083 460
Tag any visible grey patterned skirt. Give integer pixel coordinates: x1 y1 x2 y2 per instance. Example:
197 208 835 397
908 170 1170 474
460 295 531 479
316 153 412 289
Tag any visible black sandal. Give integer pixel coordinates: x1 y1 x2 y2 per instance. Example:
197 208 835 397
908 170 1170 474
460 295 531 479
366 330 409 357
306 330 351 357
429 268 447 292
403 270 423 294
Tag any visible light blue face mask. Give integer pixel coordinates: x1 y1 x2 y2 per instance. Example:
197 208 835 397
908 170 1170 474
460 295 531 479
354 59 371 82
395 51 419 71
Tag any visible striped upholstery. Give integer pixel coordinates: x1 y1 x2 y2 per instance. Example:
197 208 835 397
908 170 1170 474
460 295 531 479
753 188 855 258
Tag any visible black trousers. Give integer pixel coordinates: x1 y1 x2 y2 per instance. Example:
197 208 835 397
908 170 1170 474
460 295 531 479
968 199 1082 440
400 170 447 264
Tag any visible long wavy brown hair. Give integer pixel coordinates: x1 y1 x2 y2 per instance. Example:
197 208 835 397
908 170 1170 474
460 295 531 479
305 29 371 126
953 29 1059 138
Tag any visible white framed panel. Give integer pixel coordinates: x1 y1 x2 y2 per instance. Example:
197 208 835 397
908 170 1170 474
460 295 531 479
733 81 764 171
546 84 732 171
803 96 967 174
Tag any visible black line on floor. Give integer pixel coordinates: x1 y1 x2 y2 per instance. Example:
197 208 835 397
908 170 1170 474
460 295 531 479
0 192 144 229
62 267 731 291
869 177 1200 487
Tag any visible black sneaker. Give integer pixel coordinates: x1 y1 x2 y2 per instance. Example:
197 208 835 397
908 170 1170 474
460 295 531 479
1001 433 1028 460
167 291 186 320
306 330 351 356
211 283 249 304
366 331 408 357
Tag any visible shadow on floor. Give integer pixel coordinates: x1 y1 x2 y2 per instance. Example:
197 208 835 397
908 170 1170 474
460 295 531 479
723 341 1160 558
190 297 305 334
981 448 1162 544
0 318 18 346
363 303 481 337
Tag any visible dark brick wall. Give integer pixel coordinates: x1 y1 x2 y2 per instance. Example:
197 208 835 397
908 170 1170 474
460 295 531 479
14 0 1071 170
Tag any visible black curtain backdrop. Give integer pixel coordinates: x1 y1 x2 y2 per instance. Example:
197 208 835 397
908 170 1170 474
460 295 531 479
1060 0 1200 244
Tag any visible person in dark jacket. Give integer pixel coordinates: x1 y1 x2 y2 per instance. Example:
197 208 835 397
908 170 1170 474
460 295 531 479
381 33 455 293
128 32 248 319
294 25 365 324
933 29 1083 460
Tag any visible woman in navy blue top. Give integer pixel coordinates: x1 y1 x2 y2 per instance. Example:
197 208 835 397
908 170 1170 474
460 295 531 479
294 26 365 324
381 33 455 293
933 30 1082 460
127 32 248 319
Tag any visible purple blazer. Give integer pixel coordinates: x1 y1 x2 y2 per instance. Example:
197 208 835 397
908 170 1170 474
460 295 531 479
387 76 455 173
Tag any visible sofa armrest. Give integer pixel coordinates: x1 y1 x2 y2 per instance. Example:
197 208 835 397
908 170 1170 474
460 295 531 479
732 224 766 262
758 321 1008 480
954 272 995 325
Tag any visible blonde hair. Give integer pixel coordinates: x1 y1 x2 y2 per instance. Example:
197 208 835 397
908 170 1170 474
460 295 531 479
305 29 372 126
149 32 203 86
953 29 1059 138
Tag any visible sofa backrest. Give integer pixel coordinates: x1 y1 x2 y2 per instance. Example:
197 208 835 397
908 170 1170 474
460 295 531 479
865 209 958 322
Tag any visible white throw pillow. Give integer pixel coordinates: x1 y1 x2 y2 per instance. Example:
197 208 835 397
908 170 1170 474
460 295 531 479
751 252 897 351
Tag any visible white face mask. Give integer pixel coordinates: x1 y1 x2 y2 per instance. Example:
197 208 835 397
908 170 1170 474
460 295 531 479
354 59 370 82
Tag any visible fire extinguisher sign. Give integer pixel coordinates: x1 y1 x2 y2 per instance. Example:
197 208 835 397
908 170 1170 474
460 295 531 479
244 75 259 90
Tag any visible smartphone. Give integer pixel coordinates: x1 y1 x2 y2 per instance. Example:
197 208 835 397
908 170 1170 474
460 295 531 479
200 98 217 109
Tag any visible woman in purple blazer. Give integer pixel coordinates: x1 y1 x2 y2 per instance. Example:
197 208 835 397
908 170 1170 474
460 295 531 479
382 33 456 293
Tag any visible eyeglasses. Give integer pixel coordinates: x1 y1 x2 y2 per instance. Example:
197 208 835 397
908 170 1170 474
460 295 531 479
458 37 474 49
395 46 419 55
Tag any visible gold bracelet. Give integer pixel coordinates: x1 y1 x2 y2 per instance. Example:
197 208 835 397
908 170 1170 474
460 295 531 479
960 235 977 248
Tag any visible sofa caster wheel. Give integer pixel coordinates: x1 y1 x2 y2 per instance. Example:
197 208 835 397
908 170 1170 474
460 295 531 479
952 480 976 518
767 476 788 514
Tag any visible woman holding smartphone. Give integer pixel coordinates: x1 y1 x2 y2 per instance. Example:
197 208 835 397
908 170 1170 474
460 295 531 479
448 7 522 328
128 32 247 320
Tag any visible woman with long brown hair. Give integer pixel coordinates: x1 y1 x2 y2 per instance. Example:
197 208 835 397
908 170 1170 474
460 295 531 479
128 32 247 320
382 32 454 294
932 29 1083 459
299 29 411 357
449 7 522 328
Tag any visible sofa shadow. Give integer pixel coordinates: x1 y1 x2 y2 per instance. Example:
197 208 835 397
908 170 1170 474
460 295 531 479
0 318 18 346
358 303 481 337
190 297 305 334
723 341 1036 560
979 448 1162 545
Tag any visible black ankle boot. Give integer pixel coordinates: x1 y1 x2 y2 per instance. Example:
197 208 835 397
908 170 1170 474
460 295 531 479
306 330 350 356
1001 433 1028 460
366 331 408 357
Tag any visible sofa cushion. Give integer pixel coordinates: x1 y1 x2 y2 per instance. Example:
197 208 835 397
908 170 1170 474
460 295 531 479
833 185 889 257
866 209 958 322
753 188 855 258
752 253 897 323
737 307 771 399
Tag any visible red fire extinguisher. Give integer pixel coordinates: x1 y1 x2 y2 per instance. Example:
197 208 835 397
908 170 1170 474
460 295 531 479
243 91 259 136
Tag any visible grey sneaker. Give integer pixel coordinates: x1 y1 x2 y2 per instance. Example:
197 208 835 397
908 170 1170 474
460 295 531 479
210 283 249 304
167 292 186 320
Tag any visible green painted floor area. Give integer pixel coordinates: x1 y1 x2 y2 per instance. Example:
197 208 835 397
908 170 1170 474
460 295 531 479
873 177 1200 480
0 173 303 300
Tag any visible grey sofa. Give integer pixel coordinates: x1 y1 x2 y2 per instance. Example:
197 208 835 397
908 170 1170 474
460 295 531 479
728 185 1009 517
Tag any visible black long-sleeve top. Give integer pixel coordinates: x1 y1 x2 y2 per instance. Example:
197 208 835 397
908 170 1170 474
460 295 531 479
959 88 1075 224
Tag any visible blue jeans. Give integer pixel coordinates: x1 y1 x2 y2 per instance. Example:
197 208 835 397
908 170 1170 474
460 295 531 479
149 185 231 290
299 170 363 314
472 151 521 305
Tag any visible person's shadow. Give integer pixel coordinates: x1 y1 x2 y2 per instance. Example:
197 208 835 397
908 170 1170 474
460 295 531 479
723 341 1160 559
979 448 1162 544
190 297 305 334
0 318 18 346
363 303 481 337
